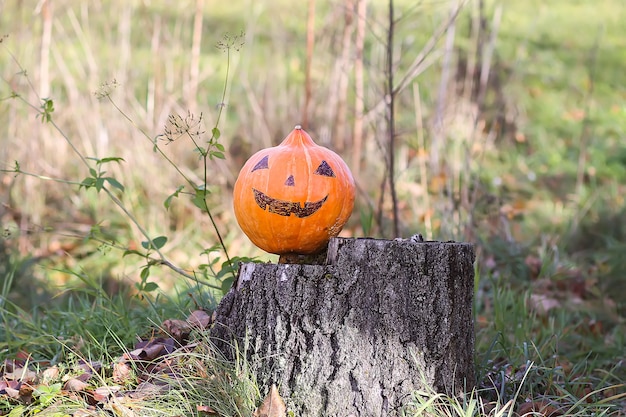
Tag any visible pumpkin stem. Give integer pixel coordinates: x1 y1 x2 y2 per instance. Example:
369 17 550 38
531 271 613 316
281 125 317 147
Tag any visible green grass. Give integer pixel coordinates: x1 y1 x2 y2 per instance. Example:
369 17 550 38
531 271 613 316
1 277 624 415
1 0 626 415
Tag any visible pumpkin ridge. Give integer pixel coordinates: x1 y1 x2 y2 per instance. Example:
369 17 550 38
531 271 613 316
294 138 310 250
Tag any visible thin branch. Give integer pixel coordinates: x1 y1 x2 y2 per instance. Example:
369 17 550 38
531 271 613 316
188 0 203 109
333 0 355 151
302 0 316 129
352 0 367 178
387 0 400 238
394 2 466 95
430 0 459 170
1 168 82 186
363 1 467 126
575 27 602 195
412 83 433 240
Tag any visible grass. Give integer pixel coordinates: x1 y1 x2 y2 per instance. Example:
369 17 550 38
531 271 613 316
1 0 626 415
1 283 624 415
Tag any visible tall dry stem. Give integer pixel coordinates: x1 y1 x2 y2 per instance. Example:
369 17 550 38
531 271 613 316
188 0 204 111
463 2 502 241
147 14 162 127
385 0 399 238
352 0 367 179
303 0 316 130
116 5 131 88
333 0 355 152
38 0 52 99
430 0 459 172
412 83 433 240
362 2 465 128
575 31 602 196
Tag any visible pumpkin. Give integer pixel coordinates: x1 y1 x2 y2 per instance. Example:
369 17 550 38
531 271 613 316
233 125 355 255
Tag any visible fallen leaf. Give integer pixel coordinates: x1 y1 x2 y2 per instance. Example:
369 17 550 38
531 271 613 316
77 360 102 375
3 386 20 399
529 293 560 314
3 367 37 382
113 361 134 385
92 385 122 403
15 350 32 362
162 319 192 341
129 381 168 399
127 338 172 361
254 385 286 417
64 377 89 392
197 404 219 415
187 310 212 329
18 382 34 400
105 397 138 417
75 371 94 383
41 365 60 384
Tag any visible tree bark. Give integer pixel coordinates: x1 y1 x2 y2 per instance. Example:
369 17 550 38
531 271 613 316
211 237 476 417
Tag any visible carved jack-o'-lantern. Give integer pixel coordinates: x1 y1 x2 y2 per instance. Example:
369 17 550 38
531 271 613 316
233 125 355 255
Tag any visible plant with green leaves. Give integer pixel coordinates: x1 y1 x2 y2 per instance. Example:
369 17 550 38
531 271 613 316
1 33 251 299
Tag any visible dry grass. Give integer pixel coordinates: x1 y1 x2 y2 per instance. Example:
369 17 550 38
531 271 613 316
1 0 462 287
3 0 625 297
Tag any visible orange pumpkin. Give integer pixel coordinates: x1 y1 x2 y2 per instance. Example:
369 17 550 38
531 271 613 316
233 125 355 255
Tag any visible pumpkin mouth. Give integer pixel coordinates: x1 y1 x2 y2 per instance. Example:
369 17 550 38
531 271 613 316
253 188 328 218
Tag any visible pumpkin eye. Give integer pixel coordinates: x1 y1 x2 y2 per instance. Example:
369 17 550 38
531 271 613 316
251 155 269 172
314 160 335 177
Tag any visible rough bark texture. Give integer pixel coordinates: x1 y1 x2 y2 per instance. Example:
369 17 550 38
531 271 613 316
211 237 475 417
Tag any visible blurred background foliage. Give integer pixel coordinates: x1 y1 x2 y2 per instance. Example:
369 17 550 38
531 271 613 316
0 0 625 329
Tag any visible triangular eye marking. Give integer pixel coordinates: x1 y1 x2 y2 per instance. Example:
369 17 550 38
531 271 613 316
285 175 295 186
314 160 335 177
251 155 269 172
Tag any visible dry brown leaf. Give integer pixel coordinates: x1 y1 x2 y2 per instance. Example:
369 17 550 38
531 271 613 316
197 404 219 415
3 386 20 399
76 360 102 375
18 382 34 397
113 361 134 384
64 377 89 392
92 385 122 403
162 319 192 341
41 365 60 383
129 381 168 399
529 293 561 315
15 350 32 362
127 339 168 361
187 310 212 329
75 371 94 383
3 367 37 382
253 385 286 417
105 397 138 417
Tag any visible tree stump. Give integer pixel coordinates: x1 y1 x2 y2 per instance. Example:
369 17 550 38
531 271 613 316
210 237 476 416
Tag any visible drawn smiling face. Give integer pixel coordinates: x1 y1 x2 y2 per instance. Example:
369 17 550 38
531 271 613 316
232 126 355 255
249 155 335 218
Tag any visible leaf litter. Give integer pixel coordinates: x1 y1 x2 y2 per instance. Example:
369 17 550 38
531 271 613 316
0 309 227 414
